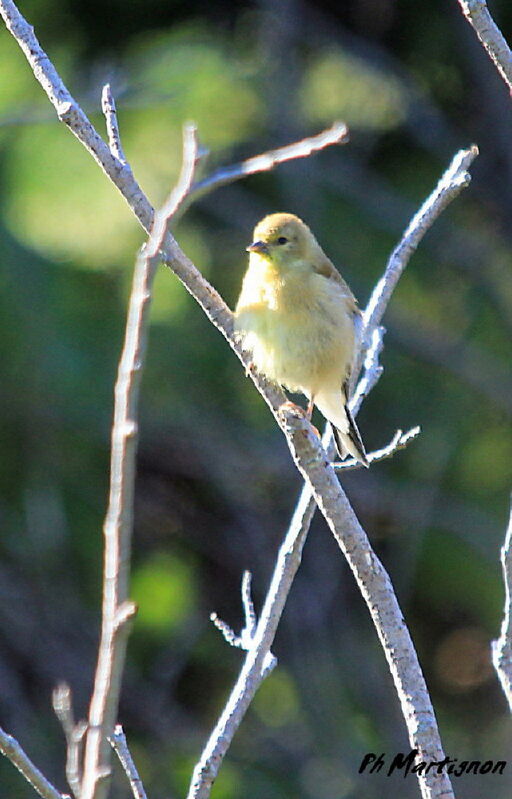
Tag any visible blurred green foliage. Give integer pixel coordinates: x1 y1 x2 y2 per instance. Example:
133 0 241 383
1 1 512 798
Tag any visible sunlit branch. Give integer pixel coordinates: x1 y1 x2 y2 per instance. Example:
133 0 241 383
492 499 512 712
211 571 277 677
108 726 148 799
101 84 128 164
186 121 348 207
458 0 512 94
333 426 421 471
360 145 478 355
80 125 199 799
52 683 87 798
0 726 66 799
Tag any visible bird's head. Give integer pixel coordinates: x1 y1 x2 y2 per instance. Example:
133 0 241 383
246 213 314 268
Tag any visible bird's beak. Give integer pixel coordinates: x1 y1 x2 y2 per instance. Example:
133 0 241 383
246 240 269 255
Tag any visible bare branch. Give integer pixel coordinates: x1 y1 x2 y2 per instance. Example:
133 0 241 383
361 145 478 349
187 489 313 799
80 125 200 799
0 726 67 799
210 612 240 647
278 405 453 799
149 124 201 244
492 498 512 711
458 0 512 94
108 725 148 799
210 571 258 649
0 0 349 236
52 684 87 798
211 572 277 677
334 426 421 471
187 121 348 204
101 84 127 163
241 570 257 634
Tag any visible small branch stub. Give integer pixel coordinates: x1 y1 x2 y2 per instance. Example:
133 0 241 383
52 683 87 798
101 83 127 164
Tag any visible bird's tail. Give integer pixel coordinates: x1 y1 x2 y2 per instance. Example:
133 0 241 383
315 390 369 467
332 413 369 467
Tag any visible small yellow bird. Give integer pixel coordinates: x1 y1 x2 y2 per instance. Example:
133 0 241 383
234 212 368 467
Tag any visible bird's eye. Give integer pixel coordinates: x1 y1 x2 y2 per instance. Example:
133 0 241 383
276 236 288 245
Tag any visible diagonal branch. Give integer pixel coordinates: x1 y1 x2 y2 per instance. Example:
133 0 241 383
458 0 512 94
185 121 348 207
108 725 148 799
360 145 478 350
492 498 512 712
187 148 476 799
79 126 199 799
333 425 421 471
0 726 67 799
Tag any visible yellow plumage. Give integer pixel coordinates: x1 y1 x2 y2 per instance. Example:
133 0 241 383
235 212 368 466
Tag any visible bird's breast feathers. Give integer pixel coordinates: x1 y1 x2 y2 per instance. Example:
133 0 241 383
235 256 356 394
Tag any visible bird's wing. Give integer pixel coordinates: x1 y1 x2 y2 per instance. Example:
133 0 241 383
312 255 359 314
312 254 364 386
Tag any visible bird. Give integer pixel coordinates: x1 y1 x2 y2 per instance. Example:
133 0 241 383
234 212 368 467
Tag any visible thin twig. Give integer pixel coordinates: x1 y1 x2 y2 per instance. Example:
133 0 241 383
360 145 478 353
333 426 421 471
0 726 67 799
108 725 148 799
101 84 127 164
211 572 277 677
241 571 257 633
80 126 199 799
187 488 314 799
186 121 348 206
492 498 512 711
52 683 87 798
458 0 512 94
210 612 241 647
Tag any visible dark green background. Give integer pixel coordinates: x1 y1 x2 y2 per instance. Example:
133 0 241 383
0 1 511 797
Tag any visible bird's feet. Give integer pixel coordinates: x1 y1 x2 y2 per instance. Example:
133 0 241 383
244 360 256 377
278 401 320 438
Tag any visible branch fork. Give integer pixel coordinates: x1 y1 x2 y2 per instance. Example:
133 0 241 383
211 572 277 679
